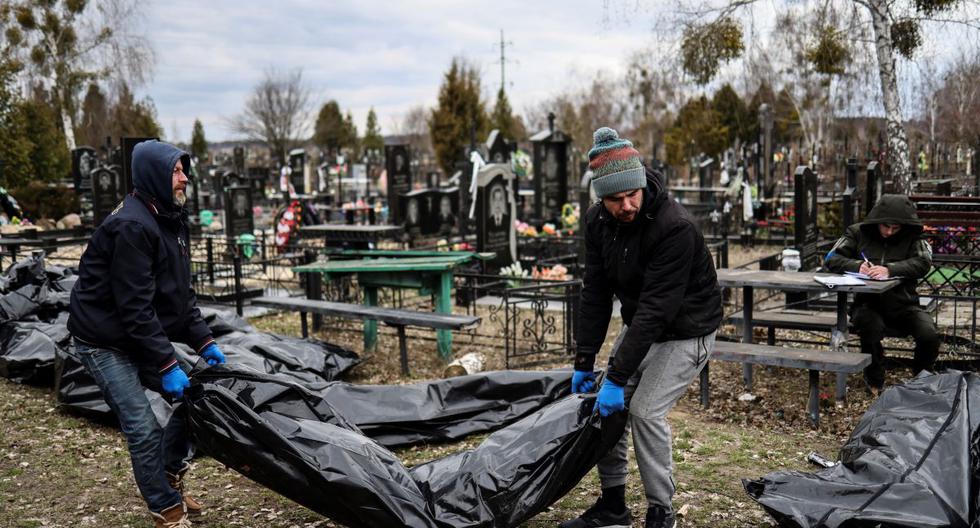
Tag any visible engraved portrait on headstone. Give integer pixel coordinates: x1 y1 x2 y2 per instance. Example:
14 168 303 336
490 183 507 227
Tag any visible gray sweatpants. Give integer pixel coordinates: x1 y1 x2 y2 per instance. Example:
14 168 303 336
597 326 715 508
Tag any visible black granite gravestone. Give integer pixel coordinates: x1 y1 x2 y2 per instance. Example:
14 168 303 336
224 184 254 241
71 147 98 192
843 158 859 228
385 144 412 224
400 188 428 239
865 161 881 215
530 126 569 221
438 187 459 237
91 166 122 227
454 158 474 238
794 166 819 270
476 164 517 268
122 137 158 193
288 149 307 195
233 146 246 175
486 129 512 164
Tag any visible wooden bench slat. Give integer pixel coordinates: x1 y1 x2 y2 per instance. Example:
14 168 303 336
712 341 870 373
253 297 480 331
728 311 836 330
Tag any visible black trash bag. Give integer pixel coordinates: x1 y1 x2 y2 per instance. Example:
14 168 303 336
309 369 572 447
744 370 980 528
197 306 255 337
185 365 626 528
0 254 72 322
0 316 69 383
216 331 359 382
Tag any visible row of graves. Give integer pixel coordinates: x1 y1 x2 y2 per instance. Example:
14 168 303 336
386 118 579 273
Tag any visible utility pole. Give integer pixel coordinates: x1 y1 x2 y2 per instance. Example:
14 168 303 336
495 29 514 92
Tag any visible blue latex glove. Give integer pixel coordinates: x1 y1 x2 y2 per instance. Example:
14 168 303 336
594 380 626 417
201 343 226 366
161 367 190 399
571 370 596 393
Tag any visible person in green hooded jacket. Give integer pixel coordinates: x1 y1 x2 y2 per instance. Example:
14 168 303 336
824 194 939 392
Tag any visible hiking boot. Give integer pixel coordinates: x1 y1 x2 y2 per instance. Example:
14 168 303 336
167 467 202 517
644 505 676 528
558 498 632 528
150 503 192 528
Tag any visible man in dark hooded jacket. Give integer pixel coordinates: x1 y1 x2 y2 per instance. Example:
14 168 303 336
68 140 226 528
562 128 723 528
825 194 938 392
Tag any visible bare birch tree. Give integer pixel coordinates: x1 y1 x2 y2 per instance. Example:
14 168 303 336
229 68 313 166
11 0 154 151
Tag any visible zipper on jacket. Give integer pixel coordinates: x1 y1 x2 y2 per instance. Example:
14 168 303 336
622 247 629 264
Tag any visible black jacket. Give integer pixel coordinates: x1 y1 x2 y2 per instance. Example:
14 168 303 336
576 168 723 386
68 141 213 372
824 194 932 315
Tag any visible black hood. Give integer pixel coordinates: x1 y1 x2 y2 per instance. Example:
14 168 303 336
860 194 923 238
131 140 190 213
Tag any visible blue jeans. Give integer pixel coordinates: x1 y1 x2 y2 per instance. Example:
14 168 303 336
74 340 191 513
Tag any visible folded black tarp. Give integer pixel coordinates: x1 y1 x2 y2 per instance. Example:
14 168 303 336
186 365 625 528
744 370 980 528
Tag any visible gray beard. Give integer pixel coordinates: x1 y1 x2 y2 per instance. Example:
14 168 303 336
174 190 187 207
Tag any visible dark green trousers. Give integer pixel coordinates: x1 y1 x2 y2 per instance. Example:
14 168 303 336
851 304 940 387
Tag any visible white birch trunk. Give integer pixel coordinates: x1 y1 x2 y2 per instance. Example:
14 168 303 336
866 0 912 194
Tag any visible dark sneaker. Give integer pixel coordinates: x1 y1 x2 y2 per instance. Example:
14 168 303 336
645 506 676 528
558 499 632 528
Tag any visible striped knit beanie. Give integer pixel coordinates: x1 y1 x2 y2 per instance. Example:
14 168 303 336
588 127 645 198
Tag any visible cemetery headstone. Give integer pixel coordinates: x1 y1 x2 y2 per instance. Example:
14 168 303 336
91 166 123 227
530 122 569 221
400 189 429 239
843 158 859 227
759 103 773 192
224 184 255 241
122 137 159 193
385 144 412 224
71 146 98 192
233 146 246 175
475 163 517 268
454 158 473 238
486 129 512 164
288 148 307 195
793 166 819 270
865 161 881 215
438 187 459 237
699 156 714 204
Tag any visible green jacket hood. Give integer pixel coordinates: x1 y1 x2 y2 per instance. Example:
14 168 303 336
860 194 923 237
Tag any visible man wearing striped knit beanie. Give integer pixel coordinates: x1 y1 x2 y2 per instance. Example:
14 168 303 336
563 128 723 528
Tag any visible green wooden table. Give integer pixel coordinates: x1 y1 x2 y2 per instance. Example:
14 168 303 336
293 252 486 359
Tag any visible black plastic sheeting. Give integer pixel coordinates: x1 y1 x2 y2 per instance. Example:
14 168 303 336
186 365 625 528
303 369 572 447
0 313 69 383
744 370 980 528
0 254 74 381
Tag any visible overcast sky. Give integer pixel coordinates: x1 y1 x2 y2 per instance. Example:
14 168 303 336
143 0 672 143
140 1 978 144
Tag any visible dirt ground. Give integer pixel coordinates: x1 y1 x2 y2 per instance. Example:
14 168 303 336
0 243 951 528
0 306 907 528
